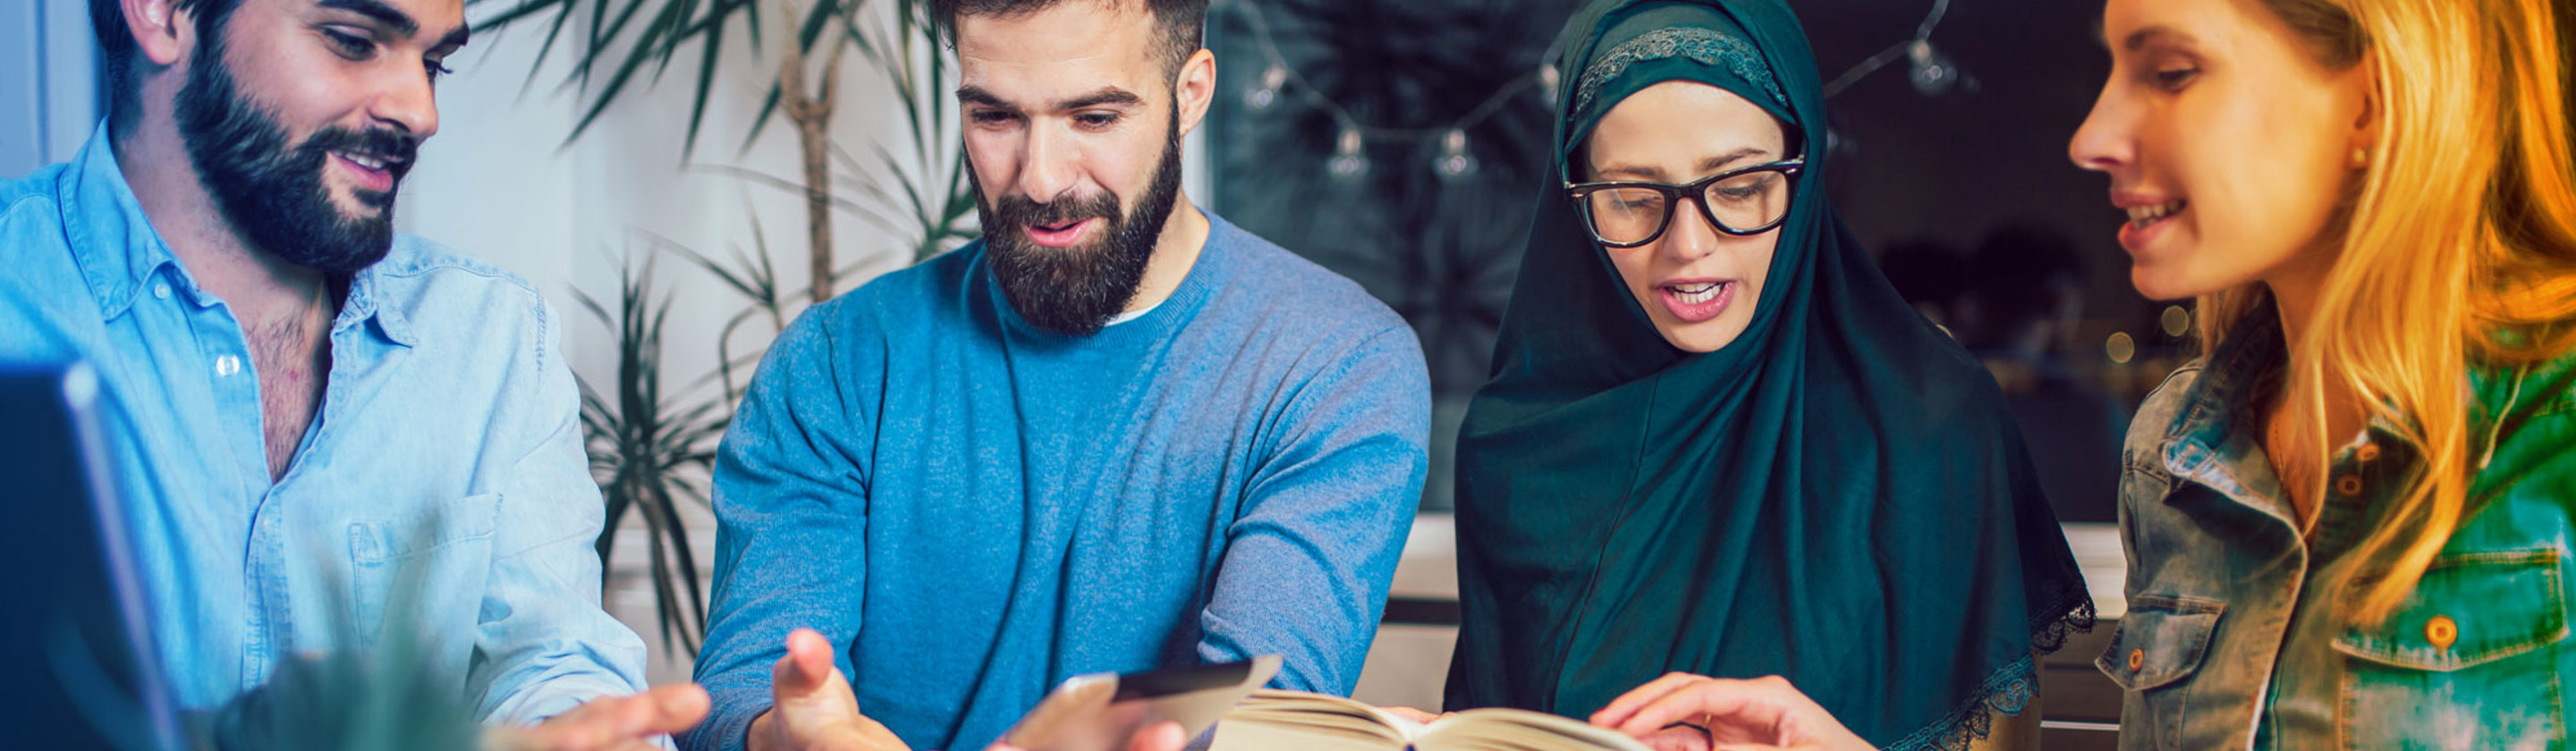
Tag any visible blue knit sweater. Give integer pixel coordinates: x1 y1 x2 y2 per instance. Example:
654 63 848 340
683 211 1429 751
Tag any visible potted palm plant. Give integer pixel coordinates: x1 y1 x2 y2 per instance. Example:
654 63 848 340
469 0 979 657
469 0 977 302
571 246 733 657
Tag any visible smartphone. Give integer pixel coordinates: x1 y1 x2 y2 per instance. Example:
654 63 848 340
1000 655 1283 751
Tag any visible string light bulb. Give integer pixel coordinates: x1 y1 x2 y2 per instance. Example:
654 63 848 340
1245 64 1289 111
1222 0 1562 184
1904 39 1958 97
1327 126 1370 181
1434 129 1479 181
1821 0 1972 99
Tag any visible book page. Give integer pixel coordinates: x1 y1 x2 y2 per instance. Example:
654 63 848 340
1410 707 1655 751
1212 691 1653 751
1210 690 1412 751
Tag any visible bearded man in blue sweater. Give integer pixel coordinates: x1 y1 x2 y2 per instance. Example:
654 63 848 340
678 2 1432 750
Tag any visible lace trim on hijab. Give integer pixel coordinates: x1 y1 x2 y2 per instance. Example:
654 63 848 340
1884 584 2100 751
1572 26 1790 116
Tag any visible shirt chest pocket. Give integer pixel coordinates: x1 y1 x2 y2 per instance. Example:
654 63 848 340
2332 548 2569 750
2098 594 2224 749
347 494 501 650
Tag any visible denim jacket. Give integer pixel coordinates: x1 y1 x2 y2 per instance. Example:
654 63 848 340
2105 306 2576 750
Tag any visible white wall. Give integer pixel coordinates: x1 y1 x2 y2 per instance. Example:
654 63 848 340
0 0 102 179
42 0 100 163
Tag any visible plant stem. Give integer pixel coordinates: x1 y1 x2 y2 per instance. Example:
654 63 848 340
778 0 846 304
797 114 833 303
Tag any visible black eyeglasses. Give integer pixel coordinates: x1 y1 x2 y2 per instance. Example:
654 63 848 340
1565 160 1804 248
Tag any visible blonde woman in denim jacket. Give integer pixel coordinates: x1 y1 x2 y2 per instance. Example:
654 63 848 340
1585 0 2576 748
2060 0 2576 747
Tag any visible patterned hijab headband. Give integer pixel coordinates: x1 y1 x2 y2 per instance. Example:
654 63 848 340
1562 7 1797 159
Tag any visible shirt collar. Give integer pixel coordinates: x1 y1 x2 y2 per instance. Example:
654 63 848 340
2157 303 2294 519
60 122 182 321
2165 305 2284 456
58 122 415 348
340 258 417 347
2156 300 2576 526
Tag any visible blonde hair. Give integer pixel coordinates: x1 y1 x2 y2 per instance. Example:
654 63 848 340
2196 0 2576 623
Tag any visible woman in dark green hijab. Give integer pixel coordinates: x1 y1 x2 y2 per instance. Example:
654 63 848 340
1445 1 2093 749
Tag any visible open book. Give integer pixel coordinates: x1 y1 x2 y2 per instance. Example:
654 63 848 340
1209 689 1652 751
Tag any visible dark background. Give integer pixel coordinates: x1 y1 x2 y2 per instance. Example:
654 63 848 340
1206 0 2182 518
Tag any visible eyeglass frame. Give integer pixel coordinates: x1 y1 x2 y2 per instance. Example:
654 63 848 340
1563 159 1806 249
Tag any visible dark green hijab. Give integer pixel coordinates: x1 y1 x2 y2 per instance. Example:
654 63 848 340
1445 2 2094 749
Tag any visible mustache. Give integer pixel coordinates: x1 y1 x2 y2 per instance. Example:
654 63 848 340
992 190 1120 229
303 126 422 184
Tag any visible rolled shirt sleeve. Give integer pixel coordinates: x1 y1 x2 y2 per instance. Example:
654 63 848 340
469 297 651 724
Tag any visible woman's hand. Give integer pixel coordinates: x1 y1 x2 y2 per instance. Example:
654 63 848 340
1380 706 1446 725
1589 673 1877 751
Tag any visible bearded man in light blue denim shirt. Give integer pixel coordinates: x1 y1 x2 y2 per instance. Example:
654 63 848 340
0 0 708 747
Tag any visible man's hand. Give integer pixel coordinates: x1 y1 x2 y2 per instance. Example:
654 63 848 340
484 683 712 751
747 629 911 751
745 628 1189 751
1589 673 1876 751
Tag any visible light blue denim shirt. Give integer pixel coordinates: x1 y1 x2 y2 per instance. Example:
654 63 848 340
2105 304 2576 749
0 125 647 723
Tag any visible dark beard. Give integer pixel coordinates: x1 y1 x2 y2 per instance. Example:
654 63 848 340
175 33 419 274
976 113 1184 337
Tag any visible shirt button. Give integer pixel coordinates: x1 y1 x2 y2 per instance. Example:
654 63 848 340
2127 647 2145 671
215 355 242 377
2428 615 2459 652
2335 475 2364 497
152 283 172 300
2355 443 2382 462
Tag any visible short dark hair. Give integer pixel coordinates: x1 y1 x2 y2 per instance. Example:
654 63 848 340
932 0 1207 78
91 0 245 133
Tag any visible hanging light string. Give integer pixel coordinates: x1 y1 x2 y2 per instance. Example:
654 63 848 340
1227 0 1964 180
1223 0 1563 181
1822 0 1973 98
